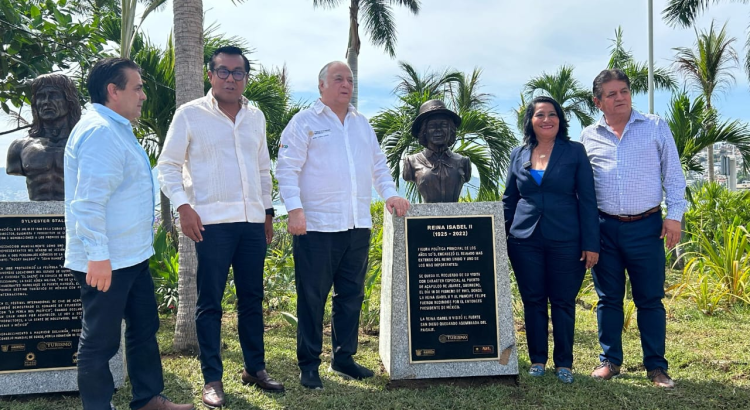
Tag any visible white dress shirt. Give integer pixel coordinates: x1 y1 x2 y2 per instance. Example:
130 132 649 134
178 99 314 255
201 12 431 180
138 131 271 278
157 90 273 225
276 99 399 232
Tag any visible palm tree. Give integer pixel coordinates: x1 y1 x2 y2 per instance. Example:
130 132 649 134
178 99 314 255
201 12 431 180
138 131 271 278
673 21 739 182
607 26 677 95
667 90 750 175
666 90 750 267
522 65 597 129
312 0 420 107
371 62 516 202
663 0 750 81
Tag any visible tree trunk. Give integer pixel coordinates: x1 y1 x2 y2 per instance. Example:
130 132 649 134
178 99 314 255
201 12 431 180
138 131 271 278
707 145 715 182
172 0 204 353
347 0 359 108
174 227 199 354
159 191 173 236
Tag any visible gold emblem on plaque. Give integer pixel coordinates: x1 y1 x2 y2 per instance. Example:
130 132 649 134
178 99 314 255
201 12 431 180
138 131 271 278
24 352 37 367
38 342 47 351
1 345 7 353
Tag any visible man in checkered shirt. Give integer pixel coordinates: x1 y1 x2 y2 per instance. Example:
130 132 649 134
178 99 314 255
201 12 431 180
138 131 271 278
581 69 686 389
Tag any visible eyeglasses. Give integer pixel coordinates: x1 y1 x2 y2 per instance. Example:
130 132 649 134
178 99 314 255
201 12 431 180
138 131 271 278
213 68 247 81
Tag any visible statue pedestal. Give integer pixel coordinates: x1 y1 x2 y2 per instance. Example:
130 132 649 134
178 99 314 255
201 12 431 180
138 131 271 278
0 202 125 396
379 202 518 380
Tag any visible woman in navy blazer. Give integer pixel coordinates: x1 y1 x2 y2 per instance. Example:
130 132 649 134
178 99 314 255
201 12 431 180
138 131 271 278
502 96 599 384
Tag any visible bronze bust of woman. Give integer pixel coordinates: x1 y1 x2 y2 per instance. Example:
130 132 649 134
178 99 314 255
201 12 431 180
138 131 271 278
402 100 471 203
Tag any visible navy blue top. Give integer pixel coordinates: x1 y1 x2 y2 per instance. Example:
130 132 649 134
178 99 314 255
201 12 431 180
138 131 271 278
530 169 544 185
502 139 600 252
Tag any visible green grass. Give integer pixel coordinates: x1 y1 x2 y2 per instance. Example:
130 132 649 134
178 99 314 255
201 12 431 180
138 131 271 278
2 298 750 409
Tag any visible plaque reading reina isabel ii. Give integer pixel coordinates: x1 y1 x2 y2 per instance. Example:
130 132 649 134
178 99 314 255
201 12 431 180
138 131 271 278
405 215 499 363
0 215 81 373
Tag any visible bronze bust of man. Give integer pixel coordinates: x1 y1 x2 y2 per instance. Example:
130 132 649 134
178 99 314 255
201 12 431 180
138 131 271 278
6 74 81 201
403 100 471 203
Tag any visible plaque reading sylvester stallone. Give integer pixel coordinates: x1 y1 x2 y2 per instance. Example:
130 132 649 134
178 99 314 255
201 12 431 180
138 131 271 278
405 215 499 363
0 216 81 373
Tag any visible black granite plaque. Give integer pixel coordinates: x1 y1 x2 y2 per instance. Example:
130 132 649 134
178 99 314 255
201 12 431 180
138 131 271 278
0 215 81 373
405 215 499 363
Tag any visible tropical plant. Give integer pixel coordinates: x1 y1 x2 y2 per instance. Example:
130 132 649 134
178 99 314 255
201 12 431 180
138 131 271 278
149 225 179 314
312 0 420 107
663 0 750 81
607 26 677 95
0 0 105 115
521 65 597 129
673 224 750 311
263 219 297 311
673 21 739 182
360 201 385 333
666 91 750 175
371 62 516 202
119 0 166 58
681 182 750 246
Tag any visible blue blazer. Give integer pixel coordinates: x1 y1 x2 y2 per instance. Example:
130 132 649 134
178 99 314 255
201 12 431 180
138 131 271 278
502 139 600 253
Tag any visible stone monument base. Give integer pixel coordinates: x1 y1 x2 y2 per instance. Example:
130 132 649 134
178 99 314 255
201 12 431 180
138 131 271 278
0 202 126 396
379 202 518 380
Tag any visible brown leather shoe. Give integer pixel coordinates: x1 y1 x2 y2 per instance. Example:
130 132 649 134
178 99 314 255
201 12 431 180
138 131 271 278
591 359 621 380
241 369 285 393
137 394 194 410
202 381 225 408
648 367 675 388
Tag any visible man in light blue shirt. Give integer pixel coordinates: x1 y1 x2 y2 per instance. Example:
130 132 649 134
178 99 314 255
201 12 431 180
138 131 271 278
581 69 686 389
64 58 193 410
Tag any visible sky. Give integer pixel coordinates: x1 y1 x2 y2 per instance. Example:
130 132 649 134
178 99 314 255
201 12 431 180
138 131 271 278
2 0 750 168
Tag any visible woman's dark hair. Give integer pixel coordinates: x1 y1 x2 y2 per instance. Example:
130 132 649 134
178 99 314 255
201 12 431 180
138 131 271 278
86 58 141 104
209 46 251 73
522 95 569 147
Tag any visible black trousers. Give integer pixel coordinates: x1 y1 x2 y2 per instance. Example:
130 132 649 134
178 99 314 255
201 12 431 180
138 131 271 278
507 227 586 368
195 222 267 383
592 212 668 370
293 229 371 370
71 260 163 410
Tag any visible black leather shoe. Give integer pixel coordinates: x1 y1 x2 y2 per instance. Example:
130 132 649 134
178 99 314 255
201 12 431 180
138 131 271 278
300 369 323 390
329 361 374 380
241 369 285 393
201 381 225 408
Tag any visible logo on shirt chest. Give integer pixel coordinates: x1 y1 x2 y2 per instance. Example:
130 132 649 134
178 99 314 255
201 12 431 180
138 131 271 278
310 129 332 140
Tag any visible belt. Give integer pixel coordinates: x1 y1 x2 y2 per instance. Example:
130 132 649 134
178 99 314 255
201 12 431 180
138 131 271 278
599 206 661 222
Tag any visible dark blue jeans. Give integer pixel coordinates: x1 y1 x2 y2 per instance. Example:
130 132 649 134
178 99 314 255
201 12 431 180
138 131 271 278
195 222 267 383
507 227 586 369
292 229 370 371
592 212 668 371
71 259 163 410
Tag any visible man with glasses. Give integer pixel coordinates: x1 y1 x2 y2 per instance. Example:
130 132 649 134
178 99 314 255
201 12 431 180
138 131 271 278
158 46 283 408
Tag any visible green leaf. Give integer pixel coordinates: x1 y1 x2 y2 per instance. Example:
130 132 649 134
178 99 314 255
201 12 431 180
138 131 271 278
29 4 40 19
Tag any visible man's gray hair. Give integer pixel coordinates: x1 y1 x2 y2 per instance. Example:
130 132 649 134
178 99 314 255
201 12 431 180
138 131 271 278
318 61 352 94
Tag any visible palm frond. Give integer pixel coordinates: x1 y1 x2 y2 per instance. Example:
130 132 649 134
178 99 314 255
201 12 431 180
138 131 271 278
673 21 739 106
662 0 713 28
312 0 343 8
361 0 397 57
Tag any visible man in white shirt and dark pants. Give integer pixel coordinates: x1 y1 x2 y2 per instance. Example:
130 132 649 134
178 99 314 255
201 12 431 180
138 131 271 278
157 46 284 408
276 61 410 390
